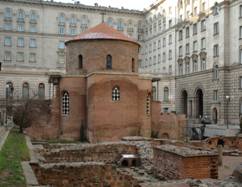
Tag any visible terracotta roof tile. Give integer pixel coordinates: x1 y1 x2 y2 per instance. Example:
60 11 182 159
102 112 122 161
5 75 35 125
66 23 140 46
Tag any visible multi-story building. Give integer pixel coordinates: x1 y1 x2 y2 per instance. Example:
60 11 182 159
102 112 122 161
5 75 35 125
1 0 242 127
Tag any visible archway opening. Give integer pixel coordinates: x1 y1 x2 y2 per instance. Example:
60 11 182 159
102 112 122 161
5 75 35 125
195 89 203 118
161 133 169 139
212 108 218 124
181 90 188 116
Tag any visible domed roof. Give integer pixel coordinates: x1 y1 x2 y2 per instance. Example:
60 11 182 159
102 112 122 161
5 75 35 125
66 23 140 46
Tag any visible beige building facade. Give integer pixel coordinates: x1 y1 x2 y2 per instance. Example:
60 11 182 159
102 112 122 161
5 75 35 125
0 0 242 126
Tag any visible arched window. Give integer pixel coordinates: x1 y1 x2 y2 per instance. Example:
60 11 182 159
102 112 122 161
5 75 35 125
79 55 83 69
22 82 29 99
106 55 112 69
146 93 151 116
132 58 135 72
38 83 45 99
6 82 14 99
62 91 70 115
112 86 120 101
164 87 169 102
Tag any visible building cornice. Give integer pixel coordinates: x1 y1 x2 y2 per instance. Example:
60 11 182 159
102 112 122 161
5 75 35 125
0 0 144 16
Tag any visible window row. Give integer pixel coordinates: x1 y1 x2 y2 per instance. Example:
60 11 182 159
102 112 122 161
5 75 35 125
4 37 37 48
178 59 207 75
4 51 36 63
3 22 38 32
5 82 45 99
4 8 38 21
62 86 121 115
78 54 135 72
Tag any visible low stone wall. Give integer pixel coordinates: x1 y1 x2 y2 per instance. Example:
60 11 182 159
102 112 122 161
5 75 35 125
40 143 138 163
153 145 218 180
31 162 140 187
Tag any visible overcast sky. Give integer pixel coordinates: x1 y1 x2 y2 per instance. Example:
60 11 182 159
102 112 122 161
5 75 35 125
57 0 154 10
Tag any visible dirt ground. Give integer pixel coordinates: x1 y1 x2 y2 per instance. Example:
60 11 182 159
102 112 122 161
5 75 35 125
218 156 242 179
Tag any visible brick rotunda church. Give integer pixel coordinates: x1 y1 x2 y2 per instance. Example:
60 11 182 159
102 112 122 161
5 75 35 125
27 23 162 143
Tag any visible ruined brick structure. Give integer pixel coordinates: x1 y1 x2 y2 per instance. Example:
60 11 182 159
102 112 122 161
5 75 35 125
153 145 218 180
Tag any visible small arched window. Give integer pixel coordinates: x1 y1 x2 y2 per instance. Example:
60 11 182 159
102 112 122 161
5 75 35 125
79 55 83 69
146 93 151 116
106 55 112 69
6 82 14 99
22 82 29 99
112 86 120 101
38 83 45 99
132 58 135 72
164 87 169 102
62 91 70 115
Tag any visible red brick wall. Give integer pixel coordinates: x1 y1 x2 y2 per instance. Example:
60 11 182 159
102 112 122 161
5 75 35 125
87 76 140 142
66 40 139 74
59 77 87 140
153 148 218 180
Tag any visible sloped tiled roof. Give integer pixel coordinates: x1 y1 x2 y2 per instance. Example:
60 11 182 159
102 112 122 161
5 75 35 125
66 23 140 46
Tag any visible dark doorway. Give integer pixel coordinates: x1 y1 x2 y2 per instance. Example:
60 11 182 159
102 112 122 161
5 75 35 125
213 108 218 124
181 90 188 116
196 89 203 118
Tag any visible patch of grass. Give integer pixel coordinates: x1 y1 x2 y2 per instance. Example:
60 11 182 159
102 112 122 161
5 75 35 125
0 128 30 187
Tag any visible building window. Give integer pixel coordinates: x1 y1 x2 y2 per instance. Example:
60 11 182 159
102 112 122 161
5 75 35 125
213 90 218 101
146 93 151 116
169 34 172 44
58 41 65 49
4 51 11 62
162 52 166 63
179 30 183 41
201 59 206 71
112 86 120 101
239 77 242 89
6 82 14 99
4 7 12 19
17 23 25 32
158 40 161 49
29 38 37 48
62 91 70 115
106 55 112 69
38 83 45 99
22 82 29 99
179 46 183 57
17 9 25 21
193 41 198 52
186 43 190 55
70 28 77 35
213 65 219 80
16 52 24 62
117 20 124 31
201 20 206 31
79 55 83 69
240 49 242 64
29 53 36 63
17 37 24 48
178 63 183 75
169 50 172 60
214 22 219 35
213 44 219 57
186 27 190 38
4 36 12 47
164 87 169 102
240 99 242 115
193 23 197 35
132 58 135 72
169 65 172 74
30 10 37 22
58 26 65 35
240 5 242 18
201 38 206 50
185 62 190 74
240 26 242 39
152 86 156 101
193 60 198 72
163 37 166 47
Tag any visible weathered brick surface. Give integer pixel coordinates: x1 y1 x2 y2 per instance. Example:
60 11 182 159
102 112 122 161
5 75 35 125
32 163 141 187
41 143 138 163
153 145 218 180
